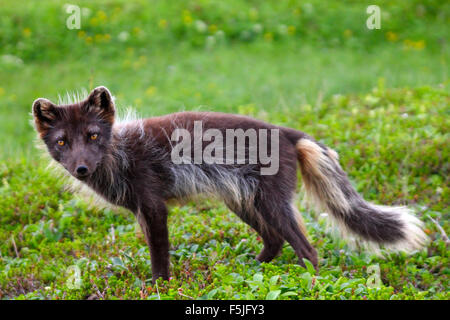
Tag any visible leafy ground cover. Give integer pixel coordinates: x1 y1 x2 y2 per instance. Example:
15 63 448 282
0 0 448 299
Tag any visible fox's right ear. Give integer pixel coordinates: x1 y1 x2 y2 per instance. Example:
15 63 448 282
32 98 58 136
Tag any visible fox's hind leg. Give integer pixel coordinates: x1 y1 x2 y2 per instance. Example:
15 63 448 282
256 227 285 263
225 201 284 263
254 193 318 269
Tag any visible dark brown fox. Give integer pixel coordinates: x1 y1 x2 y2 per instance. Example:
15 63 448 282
32 86 427 282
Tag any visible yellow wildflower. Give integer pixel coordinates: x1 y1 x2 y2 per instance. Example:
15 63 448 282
89 17 99 26
182 10 193 25
263 32 273 41
132 56 147 69
414 40 425 50
158 19 168 29
97 10 107 22
403 39 426 50
183 14 192 25
111 7 121 21
343 29 352 38
287 26 296 35
209 24 218 33
22 28 32 38
386 31 398 42
93 34 111 43
145 86 157 97
77 30 86 38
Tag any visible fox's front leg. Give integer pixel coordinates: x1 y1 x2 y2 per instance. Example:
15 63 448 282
136 200 170 283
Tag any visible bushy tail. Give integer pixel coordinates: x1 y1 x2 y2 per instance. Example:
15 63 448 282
295 137 427 252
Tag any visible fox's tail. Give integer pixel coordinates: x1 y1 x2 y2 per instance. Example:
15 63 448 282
294 136 427 252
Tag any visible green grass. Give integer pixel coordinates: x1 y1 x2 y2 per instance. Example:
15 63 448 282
0 0 448 299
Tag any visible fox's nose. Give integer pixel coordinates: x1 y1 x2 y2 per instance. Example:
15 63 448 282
76 165 88 176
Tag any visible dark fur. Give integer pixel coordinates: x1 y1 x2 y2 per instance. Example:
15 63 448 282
32 87 426 283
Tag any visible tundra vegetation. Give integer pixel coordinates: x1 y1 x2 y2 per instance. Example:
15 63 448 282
0 0 448 299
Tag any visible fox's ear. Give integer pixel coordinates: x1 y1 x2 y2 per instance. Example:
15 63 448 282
32 98 58 136
86 86 115 124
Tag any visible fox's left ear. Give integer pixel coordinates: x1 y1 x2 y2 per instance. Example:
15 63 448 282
86 86 115 124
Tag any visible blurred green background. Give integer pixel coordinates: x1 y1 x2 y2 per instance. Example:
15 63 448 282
0 0 448 156
0 0 448 300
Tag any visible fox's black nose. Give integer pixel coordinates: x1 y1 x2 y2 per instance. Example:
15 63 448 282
76 165 88 176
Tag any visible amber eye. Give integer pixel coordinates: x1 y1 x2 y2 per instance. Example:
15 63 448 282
90 133 98 140
57 140 65 146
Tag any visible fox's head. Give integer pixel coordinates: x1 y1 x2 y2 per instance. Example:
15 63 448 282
32 86 115 180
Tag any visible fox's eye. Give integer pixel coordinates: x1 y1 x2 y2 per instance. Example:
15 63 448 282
90 133 98 140
57 140 65 146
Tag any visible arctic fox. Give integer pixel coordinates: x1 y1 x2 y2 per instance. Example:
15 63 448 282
32 86 427 282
